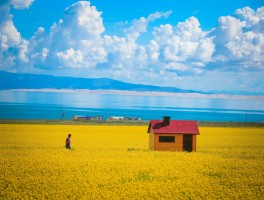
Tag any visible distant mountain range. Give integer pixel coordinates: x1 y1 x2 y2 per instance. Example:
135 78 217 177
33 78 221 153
0 71 262 96
0 70 206 94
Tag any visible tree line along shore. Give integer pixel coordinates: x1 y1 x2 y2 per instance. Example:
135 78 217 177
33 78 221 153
0 119 263 127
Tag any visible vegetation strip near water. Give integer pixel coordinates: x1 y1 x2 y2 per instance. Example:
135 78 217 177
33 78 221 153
0 124 263 199
0 119 264 127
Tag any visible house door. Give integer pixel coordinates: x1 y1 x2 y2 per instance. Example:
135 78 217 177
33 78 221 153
183 135 193 152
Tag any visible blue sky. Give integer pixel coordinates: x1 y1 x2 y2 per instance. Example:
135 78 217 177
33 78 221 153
1 0 264 94
11 0 263 39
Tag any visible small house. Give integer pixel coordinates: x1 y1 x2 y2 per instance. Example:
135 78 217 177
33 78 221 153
147 116 199 152
107 116 142 121
72 115 103 121
72 115 87 121
107 116 126 120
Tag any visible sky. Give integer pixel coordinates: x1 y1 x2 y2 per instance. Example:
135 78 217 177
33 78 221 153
0 0 264 94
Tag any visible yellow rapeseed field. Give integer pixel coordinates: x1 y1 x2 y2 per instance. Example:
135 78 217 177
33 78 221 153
0 124 263 199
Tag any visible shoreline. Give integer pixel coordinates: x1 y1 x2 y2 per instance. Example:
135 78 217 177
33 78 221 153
0 119 263 127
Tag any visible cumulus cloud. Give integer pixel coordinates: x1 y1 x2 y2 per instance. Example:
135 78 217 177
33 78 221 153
152 24 173 45
56 48 84 68
62 1 105 41
214 16 246 44
125 11 172 41
101 11 171 70
150 16 215 74
0 0 33 70
29 1 107 69
213 6 264 70
235 6 264 28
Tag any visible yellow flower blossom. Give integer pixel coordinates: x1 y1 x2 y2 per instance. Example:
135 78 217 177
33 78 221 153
0 124 263 199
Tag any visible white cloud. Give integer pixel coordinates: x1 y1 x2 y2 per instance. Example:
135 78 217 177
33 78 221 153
17 39 29 62
147 40 159 61
150 16 215 73
103 35 134 69
152 24 173 44
0 4 21 47
63 1 105 39
235 6 263 28
213 6 264 70
29 1 107 69
46 2 105 50
215 16 246 44
164 62 188 71
125 11 172 41
175 17 204 41
225 31 264 68
194 37 215 62
56 48 84 68
1 20 21 44
10 0 34 9
147 11 172 22
102 11 171 70
31 47 48 62
0 0 32 70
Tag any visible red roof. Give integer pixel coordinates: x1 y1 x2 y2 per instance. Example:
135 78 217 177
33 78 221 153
147 120 199 135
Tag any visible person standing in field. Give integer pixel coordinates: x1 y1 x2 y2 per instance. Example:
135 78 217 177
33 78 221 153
65 134 71 149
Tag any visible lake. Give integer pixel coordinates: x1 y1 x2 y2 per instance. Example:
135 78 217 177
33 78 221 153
0 90 264 122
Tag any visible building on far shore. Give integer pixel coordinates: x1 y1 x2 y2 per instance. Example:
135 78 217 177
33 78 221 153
147 116 199 152
72 115 103 121
107 116 142 121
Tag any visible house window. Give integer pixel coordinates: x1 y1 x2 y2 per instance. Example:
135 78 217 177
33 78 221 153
159 136 175 143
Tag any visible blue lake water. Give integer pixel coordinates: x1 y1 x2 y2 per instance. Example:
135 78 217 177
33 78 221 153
0 90 264 122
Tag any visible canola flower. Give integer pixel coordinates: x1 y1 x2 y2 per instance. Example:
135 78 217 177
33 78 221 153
0 124 263 199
